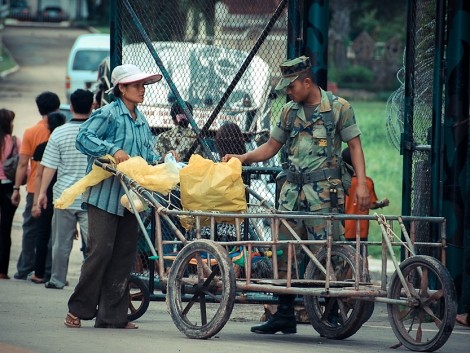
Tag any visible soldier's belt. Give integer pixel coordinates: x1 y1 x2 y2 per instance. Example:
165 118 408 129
286 168 340 184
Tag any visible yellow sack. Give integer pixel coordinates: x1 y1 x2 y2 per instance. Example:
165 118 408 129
179 154 247 216
55 155 180 209
54 155 114 209
116 156 180 195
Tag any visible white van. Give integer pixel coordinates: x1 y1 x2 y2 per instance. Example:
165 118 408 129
65 34 110 102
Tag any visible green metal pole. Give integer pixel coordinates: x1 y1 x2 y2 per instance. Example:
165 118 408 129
303 0 329 89
109 0 122 71
429 0 447 252
401 0 417 220
442 0 470 312
287 0 302 60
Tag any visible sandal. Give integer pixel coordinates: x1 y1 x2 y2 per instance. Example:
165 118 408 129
30 274 45 284
125 322 138 329
64 313 81 328
456 313 469 326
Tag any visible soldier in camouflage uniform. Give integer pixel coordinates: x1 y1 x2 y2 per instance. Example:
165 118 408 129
222 55 370 335
154 101 202 161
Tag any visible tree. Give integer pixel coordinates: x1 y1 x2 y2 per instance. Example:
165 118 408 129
329 0 359 69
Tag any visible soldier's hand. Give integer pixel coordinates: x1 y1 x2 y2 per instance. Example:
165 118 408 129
354 182 370 211
222 154 244 163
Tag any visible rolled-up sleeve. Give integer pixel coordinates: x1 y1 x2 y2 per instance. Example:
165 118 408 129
336 99 361 142
76 108 119 158
270 104 293 144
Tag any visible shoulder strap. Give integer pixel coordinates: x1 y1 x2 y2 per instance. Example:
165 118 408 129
6 135 18 158
282 106 298 166
323 92 336 168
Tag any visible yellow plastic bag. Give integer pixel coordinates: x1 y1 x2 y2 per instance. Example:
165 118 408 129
116 156 180 195
179 154 247 218
54 155 114 209
55 155 180 209
121 190 148 214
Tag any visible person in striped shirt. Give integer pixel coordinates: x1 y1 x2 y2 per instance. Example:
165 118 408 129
64 64 162 330
37 89 94 290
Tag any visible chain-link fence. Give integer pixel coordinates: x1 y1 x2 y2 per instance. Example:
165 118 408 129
105 0 290 275
385 0 439 255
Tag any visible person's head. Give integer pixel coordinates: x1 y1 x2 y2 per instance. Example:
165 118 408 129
341 147 352 166
0 108 15 135
0 109 15 153
170 101 193 128
109 64 162 105
47 112 66 133
275 56 315 103
36 91 60 116
215 122 246 158
70 89 94 116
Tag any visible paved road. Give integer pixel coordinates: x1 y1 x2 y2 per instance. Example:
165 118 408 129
0 24 87 134
0 275 469 353
0 23 469 353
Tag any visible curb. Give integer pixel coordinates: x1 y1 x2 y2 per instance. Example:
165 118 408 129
0 63 19 78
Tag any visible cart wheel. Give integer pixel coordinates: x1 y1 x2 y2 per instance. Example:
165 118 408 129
303 245 374 339
127 274 150 321
387 255 456 352
167 239 236 339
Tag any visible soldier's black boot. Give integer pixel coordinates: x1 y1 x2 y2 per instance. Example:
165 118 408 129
251 295 297 334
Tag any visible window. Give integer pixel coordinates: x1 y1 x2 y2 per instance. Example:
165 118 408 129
72 50 109 71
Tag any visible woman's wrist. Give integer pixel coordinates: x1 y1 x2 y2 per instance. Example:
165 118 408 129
13 186 20 191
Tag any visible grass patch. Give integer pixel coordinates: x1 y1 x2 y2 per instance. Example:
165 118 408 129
350 100 402 258
0 47 17 73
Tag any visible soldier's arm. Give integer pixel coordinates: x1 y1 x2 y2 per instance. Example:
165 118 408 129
222 137 282 164
347 136 370 211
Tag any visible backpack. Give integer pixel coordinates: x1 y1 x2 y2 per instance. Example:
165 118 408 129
3 136 26 185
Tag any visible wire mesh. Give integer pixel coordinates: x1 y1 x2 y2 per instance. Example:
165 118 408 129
385 0 438 248
110 0 289 274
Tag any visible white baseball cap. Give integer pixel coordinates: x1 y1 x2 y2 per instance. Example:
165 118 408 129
107 64 162 93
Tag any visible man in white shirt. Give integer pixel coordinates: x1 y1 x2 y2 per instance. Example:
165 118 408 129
37 89 94 289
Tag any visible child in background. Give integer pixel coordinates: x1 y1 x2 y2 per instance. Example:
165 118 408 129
342 147 389 241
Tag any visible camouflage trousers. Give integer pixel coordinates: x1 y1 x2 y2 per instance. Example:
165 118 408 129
276 191 344 278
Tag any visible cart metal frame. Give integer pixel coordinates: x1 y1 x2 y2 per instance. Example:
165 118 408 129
96 159 457 352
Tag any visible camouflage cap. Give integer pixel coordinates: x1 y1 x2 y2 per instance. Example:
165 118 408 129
275 55 311 90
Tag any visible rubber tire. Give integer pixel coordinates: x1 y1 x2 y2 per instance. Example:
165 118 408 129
127 274 150 321
303 245 374 339
387 255 457 352
167 239 236 339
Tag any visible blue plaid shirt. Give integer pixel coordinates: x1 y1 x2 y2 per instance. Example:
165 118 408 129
76 98 160 215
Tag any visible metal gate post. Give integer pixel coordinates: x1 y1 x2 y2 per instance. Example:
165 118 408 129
303 0 329 89
442 0 470 312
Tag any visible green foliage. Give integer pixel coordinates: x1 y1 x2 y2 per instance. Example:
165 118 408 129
0 48 16 73
338 66 373 87
357 9 380 38
351 0 407 42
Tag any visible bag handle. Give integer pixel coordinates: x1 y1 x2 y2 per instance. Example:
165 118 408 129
6 135 18 159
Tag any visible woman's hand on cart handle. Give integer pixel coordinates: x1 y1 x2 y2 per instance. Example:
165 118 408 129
113 149 129 164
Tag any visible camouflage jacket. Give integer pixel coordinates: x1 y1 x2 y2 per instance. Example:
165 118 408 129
270 88 361 211
154 126 203 162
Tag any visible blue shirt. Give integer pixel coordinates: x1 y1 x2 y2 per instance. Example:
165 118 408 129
76 98 160 215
